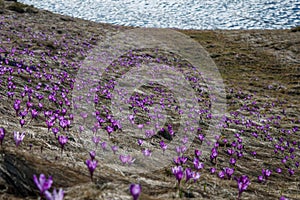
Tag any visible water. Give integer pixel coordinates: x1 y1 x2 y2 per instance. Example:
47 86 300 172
18 0 300 30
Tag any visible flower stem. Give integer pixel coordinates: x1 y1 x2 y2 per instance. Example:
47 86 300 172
237 192 241 200
177 180 181 198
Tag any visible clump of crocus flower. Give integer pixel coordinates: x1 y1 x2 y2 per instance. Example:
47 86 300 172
33 174 53 195
33 174 64 200
235 175 250 200
258 168 272 182
130 184 141 200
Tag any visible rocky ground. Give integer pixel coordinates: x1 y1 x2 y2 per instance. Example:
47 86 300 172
0 0 299 199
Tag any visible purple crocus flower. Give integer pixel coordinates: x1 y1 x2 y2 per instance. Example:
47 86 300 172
137 124 144 129
175 146 182 156
130 184 141 200
194 149 202 158
128 115 134 124
280 196 289 200
31 109 39 120
26 101 33 109
173 157 181 166
276 168 282 173
14 131 25 147
225 167 235 179
185 168 193 183
142 149 151 157
288 168 294 176
52 127 59 136
33 174 53 195
167 124 174 136
0 127 5 146
59 119 68 131
119 155 135 165
172 166 184 185
45 188 64 200
89 150 96 160
237 151 243 159
85 159 98 181
210 147 218 163
92 136 101 148
210 167 216 174
181 136 188 144
218 170 225 179
58 135 68 154
111 145 118 154
13 99 21 116
105 125 114 137
111 119 122 130
137 139 144 146
230 157 236 165
20 119 25 127
101 142 107 150
46 120 55 132
193 158 204 170
79 126 84 133
180 145 187 154
159 141 167 152
227 148 235 155
235 175 250 200
258 175 264 183
262 168 271 180
192 171 201 182
20 109 28 119
179 156 188 165
198 134 205 142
